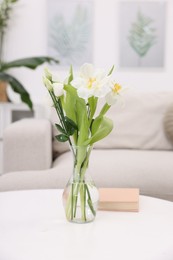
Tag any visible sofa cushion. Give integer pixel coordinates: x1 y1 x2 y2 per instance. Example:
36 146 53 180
94 91 173 150
1 149 173 201
50 91 173 153
164 104 173 145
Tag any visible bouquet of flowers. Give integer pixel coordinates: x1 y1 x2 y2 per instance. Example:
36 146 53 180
43 63 122 223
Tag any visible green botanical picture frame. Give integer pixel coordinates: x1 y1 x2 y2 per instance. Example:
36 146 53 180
47 0 93 67
119 1 166 68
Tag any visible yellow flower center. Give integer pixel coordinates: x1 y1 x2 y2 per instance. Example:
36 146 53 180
87 78 96 89
112 83 122 93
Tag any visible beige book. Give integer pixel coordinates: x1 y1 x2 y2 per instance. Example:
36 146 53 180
99 188 139 212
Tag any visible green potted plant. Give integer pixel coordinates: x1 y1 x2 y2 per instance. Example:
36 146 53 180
0 0 58 109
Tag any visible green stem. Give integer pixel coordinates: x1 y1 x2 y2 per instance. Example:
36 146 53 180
73 181 80 218
80 184 86 221
88 97 98 126
50 91 66 131
80 146 92 181
49 90 75 156
72 147 94 220
86 184 96 216
71 183 74 220
100 103 111 116
65 146 96 222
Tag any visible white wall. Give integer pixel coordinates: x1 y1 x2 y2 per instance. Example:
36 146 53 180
3 0 173 105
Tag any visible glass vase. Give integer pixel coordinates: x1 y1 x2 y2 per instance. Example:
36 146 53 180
62 145 99 224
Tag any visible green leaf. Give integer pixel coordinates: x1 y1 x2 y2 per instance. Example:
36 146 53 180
91 115 103 135
63 84 78 143
76 99 89 145
68 65 73 84
91 104 111 133
65 116 78 130
0 72 32 109
86 117 113 145
100 103 111 116
63 84 77 124
0 56 59 71
88 96 98 124
55 134 69 142
64 116 78 136
108 65 115 76
55 124 66 134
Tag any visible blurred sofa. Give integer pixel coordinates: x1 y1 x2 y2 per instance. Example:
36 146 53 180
0 91 173 201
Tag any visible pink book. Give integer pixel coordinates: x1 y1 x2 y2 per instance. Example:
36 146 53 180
99 188 139 212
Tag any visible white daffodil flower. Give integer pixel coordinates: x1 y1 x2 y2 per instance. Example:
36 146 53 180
53 82 64 97
105 82 123 105
71 63 111 100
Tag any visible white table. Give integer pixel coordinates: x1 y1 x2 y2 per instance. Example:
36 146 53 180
0 190 173 260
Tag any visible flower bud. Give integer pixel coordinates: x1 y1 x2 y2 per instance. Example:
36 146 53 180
44 67 52 81
53 83 64 97
52 73 60 83
43 76 53 91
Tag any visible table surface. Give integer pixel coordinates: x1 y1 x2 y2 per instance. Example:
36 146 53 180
0 190 173 260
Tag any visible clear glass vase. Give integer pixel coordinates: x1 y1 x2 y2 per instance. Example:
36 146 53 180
62 145 99 224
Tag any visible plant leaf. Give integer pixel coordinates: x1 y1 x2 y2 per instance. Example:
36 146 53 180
1 56 59 71
108 65 114 76
63 84 77 123
68 65 73 84
91 115 103 135
55 134 69 142
64 117 77 136
0 72 32 109
55 124 66 134
65 116 78 130
99 103 111 116
63 84 78 143
76 98 89 145
86 117 113 145
88 96 98 124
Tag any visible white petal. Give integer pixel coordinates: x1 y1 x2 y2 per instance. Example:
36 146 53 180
53 83 64 97
94 69 106 81
52 73 60 83
105 92 118 105
71 78 86 89
79 63 94 79
77 87 93 100
63 77 69 85
94 85 110 98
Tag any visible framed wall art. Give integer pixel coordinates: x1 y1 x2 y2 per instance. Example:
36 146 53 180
119 1 166 68
47 0 93 67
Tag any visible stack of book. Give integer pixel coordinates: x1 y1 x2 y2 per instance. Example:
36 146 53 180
98 188 139 212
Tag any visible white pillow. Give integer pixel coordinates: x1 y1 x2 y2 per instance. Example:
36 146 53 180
94 91 173 150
